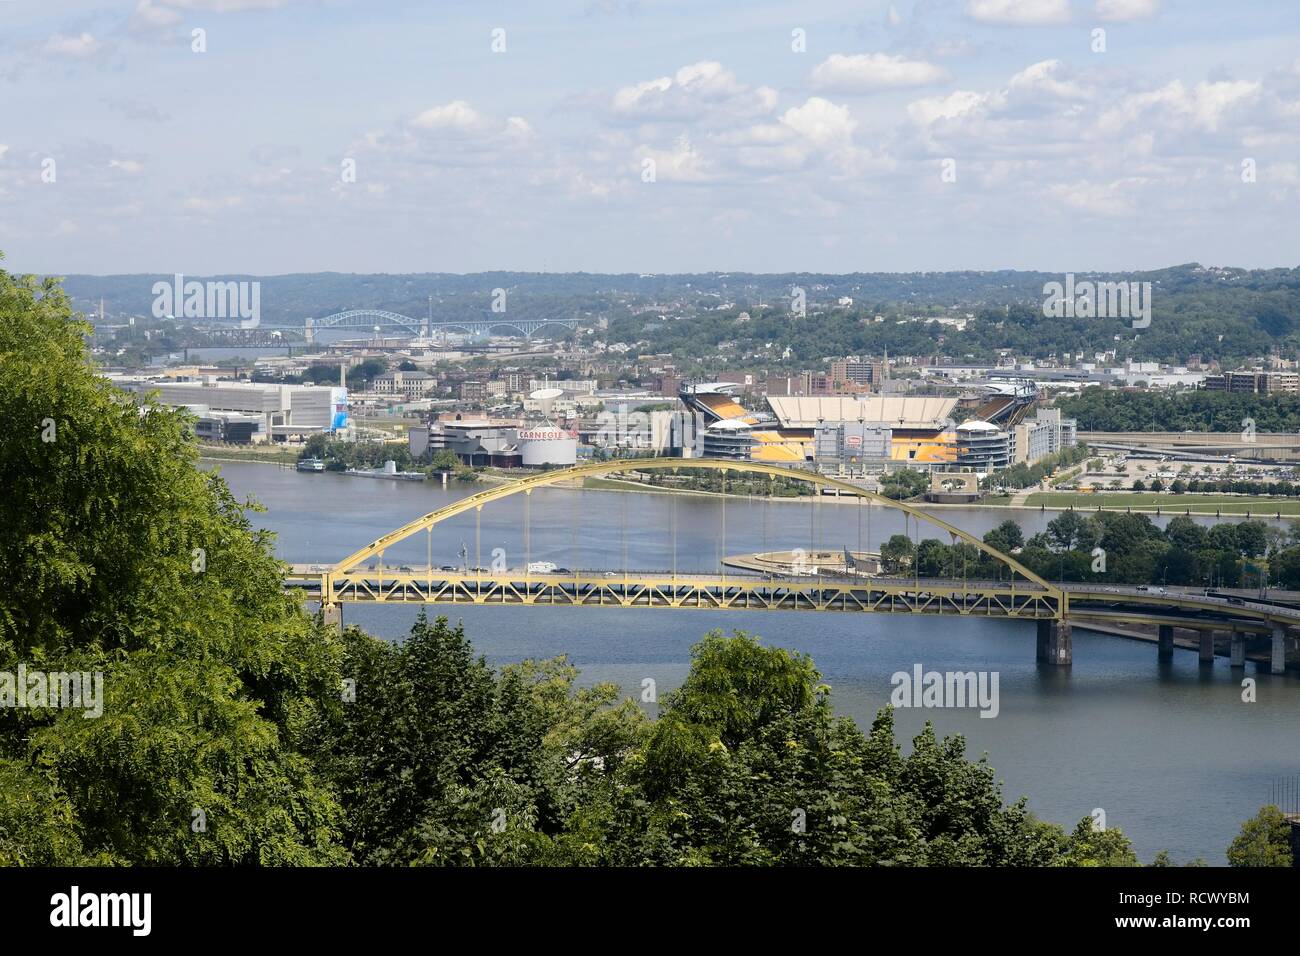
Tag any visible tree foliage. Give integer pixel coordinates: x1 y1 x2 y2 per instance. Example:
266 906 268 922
1227 806 1294 867
0 260 347 865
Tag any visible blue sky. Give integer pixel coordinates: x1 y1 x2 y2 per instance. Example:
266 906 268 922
2 0 1298 275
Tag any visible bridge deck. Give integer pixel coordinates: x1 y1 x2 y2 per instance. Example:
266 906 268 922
283 565 1300 631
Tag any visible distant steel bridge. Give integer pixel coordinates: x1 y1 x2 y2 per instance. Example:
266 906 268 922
195 309 578 343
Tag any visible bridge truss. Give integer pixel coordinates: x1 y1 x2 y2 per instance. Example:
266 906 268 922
311 309 577 340
284 458 1300 668
299 458 1062 614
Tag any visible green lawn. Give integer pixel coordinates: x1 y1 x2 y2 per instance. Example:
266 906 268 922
1019 492 1300 515
198 444 299 465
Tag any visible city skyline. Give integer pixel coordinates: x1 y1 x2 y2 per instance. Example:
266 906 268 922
1 0 1299 276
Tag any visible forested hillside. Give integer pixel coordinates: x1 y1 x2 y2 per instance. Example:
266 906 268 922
57 264 1300 368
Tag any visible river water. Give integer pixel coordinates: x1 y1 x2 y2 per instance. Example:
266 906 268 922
209 460 1300 864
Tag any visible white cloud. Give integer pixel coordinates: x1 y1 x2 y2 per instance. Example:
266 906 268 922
1047 179 1138 216
1008 60 1089 100
779 97 858 148
132 1 184 28
183 195 245 214
132 0 296 31
609 61 777 123
1094 0 1159 21
410 101 491 134
908 90 999 126
43 33 102 58
1100 79 1261 134
637 136 714 182
809 53 948 93
966 0 1072 25
151 0 292 10
1189 80 1261 131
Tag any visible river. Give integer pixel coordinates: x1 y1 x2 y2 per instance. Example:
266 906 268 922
208 460 1300 864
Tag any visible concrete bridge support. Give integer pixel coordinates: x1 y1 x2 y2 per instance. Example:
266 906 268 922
1158 624 1174 662
1199 630 1216 665
1272 625 1288 674
320 602 342 635
1037 619 1072 666
1230 631 1246 668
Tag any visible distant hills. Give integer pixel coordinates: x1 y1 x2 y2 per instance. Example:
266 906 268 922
51 264 1300 367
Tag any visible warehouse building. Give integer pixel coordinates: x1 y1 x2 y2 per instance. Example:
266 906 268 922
110 375 349 440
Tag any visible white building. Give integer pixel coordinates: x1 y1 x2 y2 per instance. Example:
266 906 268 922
112 376 348 438
1012 407 1079 465
371 370 436 399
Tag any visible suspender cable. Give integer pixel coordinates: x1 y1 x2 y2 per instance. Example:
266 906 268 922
764 475 772 584
720 469 727 583
671 490 677 580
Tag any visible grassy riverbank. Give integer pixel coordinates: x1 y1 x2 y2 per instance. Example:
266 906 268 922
1017 492 1300 515
198 444 299 465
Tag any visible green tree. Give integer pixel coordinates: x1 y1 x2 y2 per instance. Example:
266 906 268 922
585 631 1072 867
0 259 347 865
320 612 643 866
916 539 951 577
1273 547 1300 589
1227 806 1294 867
1165 515 1207 551
881 534 916 574
983 520 1024 555
1046 510 1089 551
1064 818 1140 866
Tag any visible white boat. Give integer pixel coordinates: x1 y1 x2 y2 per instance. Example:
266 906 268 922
296 457 326 472
344 460 425 481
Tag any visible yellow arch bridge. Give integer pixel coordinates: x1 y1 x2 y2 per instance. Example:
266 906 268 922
285 458 1298 671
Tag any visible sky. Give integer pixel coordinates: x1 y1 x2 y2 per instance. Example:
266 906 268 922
1 0 1298 276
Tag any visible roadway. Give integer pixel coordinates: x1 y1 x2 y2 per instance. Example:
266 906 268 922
285 563 1300 630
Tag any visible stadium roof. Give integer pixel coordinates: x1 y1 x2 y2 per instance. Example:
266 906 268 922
681 382 743 394
765 396 957 430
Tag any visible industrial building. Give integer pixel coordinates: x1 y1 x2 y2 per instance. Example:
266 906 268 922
110 375 349 441
189 410 264 444
1202 370 1300 394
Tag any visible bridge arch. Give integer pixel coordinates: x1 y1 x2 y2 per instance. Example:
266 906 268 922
326 458 1059 599
315 309 424 335
313 310 576 340
429 319 554 338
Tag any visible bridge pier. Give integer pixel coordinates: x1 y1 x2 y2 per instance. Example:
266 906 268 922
1199 630 1216 665
1037 619 1072 666
1230 631 1246 668
1158 624 1174 662
1271 625 1288 674
320 603 342 635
